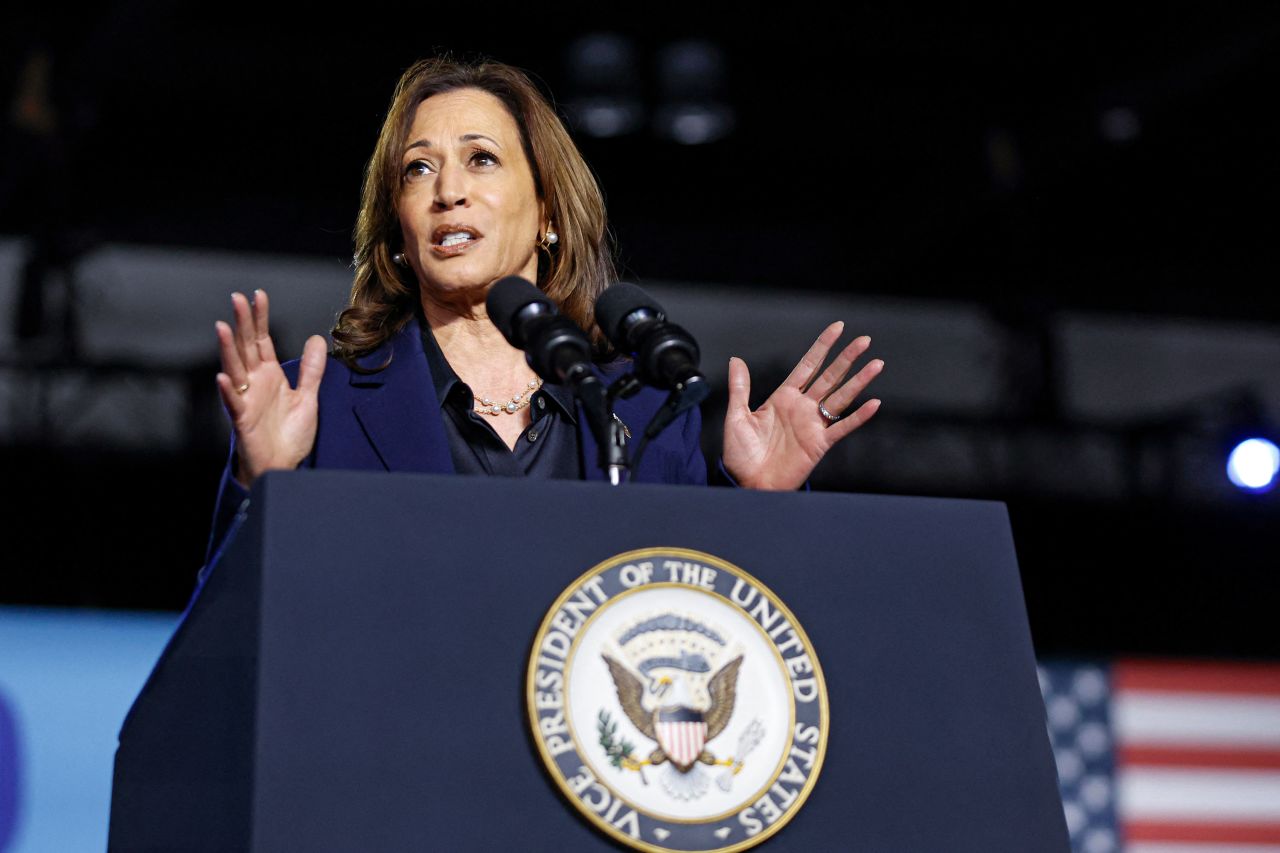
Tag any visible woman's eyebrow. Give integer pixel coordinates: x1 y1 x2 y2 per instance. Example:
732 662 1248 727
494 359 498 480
461 133 501 148
403 133 502 155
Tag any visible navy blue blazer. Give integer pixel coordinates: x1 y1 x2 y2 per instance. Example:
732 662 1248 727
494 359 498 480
204 317 708 568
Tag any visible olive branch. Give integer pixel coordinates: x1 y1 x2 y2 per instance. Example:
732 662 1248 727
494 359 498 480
597 710 648 784
597 709 635 768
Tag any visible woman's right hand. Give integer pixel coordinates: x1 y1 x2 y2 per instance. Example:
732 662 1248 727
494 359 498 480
215 289 328 488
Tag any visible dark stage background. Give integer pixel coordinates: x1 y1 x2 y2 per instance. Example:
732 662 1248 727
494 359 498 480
2 5 1277 658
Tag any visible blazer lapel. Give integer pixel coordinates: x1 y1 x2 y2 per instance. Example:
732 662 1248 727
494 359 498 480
351 318 455 475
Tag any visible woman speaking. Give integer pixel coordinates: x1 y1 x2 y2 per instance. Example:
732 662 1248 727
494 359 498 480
207 57 883 556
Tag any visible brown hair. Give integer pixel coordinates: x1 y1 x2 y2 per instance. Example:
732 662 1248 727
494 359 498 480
332 57 616 364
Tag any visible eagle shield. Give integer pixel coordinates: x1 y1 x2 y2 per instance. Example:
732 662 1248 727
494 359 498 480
655 707 708 772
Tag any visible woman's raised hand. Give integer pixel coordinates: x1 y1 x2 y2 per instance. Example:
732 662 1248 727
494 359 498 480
721 321 882 491
214 290 328 488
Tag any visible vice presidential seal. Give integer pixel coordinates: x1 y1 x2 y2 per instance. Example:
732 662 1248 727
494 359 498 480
527 548 828 852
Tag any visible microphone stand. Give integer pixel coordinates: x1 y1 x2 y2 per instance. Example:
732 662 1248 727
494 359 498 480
568 364 707 484
571 374 626 485
555 356 641 486
601 374 642 485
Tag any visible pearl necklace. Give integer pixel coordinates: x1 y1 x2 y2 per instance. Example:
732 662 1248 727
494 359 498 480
475 378 542 416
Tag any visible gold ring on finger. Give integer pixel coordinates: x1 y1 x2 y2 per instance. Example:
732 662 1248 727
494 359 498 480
236 382 250 395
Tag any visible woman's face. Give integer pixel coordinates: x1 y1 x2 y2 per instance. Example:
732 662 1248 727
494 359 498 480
397 88 545 303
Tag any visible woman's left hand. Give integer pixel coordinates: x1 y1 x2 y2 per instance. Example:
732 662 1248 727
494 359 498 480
722 321 883 490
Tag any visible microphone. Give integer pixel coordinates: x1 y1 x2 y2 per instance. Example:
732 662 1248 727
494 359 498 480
594 282 708 406
594 283 709 475
487 276 626 482
488 276 595 387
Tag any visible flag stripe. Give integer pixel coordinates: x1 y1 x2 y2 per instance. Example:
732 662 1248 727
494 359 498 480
1114 692 1280 747
1119 768 1280 821
657 721 706 765
1114 661 1280 697
1126 820 1280 843
1045 660 1280 853
1120 745 1280 770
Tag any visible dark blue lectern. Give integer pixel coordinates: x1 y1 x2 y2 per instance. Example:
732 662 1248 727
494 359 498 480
109 471 1068 852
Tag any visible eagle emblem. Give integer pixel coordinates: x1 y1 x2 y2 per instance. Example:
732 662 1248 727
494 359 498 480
598 612 761 801
603 653 742 773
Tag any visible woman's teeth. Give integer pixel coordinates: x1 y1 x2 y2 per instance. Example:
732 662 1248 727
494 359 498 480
440 233 474 247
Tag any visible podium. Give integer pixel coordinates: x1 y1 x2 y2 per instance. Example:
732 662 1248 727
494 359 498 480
109 471 1068 851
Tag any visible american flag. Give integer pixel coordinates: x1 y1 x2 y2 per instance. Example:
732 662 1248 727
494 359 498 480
1040 659 1280 853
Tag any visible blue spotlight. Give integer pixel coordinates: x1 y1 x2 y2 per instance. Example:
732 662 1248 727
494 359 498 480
1226 437 1280 493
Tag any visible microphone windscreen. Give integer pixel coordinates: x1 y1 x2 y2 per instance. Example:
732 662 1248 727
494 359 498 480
486 276 551 342
594 282 665 346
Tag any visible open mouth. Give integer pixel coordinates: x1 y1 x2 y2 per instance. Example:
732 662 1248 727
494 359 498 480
431 224 484 254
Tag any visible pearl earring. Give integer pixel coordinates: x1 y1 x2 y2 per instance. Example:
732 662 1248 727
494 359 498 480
392 253 406 266
546 230 558 245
